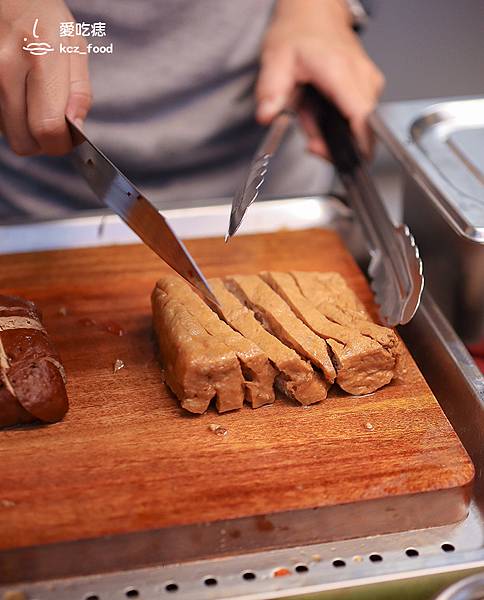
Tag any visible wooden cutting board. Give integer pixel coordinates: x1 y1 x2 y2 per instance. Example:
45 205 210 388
0 229 474 584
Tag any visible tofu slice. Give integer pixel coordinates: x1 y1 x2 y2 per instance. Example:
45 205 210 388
209 278 329 405
261 272 395 394
155 276 276 408
224 275 336 384
152 284 245 413
291 271 400 357
311 272 369 318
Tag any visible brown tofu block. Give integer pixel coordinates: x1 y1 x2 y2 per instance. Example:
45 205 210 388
312 272 369 317
291 271 401 360
209 278 329 405
225 275 336 384
151 283 245 414
261 272 395 394
155 276 276 409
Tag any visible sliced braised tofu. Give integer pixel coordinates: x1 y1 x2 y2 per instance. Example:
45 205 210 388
291 271 401 359
152 271 399 414
261 272 395 394
309 272 369 317
225 274 336 384
209 278 329 405
155 276 276 409
152 283 245 413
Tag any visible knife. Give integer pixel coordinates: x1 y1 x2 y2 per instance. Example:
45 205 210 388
227 86 424 326
67 118 218 306
303 86 423 326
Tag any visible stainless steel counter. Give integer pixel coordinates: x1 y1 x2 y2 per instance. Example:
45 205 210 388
0 196 483 600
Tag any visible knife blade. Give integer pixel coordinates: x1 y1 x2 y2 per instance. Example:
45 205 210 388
227 93 301 240
67 119 218 306
303 86 424 326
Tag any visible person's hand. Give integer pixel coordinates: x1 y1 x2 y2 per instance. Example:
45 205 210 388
256 0 384 159
0 0 91 156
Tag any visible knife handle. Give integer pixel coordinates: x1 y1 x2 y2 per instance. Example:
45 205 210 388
303 85 361 175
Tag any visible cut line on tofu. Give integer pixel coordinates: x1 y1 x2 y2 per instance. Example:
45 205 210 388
151 285 245 414
209 278 329 405
225 275 337 384
260 272 395 394
154 277 276 409
290 271 401 363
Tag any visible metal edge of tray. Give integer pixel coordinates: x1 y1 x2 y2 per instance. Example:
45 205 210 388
370 97 484 244
0 195 352 255
0 196 483 600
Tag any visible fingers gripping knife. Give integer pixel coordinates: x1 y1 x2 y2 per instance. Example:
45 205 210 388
67 119 218 306
227 87 424 326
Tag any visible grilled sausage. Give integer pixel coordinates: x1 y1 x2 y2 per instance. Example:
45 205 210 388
0 296 68 427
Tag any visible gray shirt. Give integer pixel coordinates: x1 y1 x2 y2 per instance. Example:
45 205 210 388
0 0 332 222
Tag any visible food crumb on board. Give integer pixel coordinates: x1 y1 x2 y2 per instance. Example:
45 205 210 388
365 422 374 431
273 567 291 577
78 317 97 327
353 555 364 563
0 499 15 508
104 321 125 336
113 359 125 374
57 306 68 316
312 554 321 562
208 424 228 436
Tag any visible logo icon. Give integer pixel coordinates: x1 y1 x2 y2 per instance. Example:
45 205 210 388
22 19 55 56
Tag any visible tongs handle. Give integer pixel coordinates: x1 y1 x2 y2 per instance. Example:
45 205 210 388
303 86 424 326
302 85 360 175
302 85 391 248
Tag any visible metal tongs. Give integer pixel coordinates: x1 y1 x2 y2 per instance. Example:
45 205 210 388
227 89 301 240
227 86 424 326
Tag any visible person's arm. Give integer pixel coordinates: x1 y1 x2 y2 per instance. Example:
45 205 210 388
0 0 91 156
256 0 384 158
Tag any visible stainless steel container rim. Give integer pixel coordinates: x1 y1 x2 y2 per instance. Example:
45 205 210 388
371 96 484 244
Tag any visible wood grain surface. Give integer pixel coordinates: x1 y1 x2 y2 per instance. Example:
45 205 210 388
0 229 474 583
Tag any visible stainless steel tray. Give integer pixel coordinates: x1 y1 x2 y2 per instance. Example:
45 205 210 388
371 97 484 243
371 98 484 343
0 196 352 255
0 196 483 600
